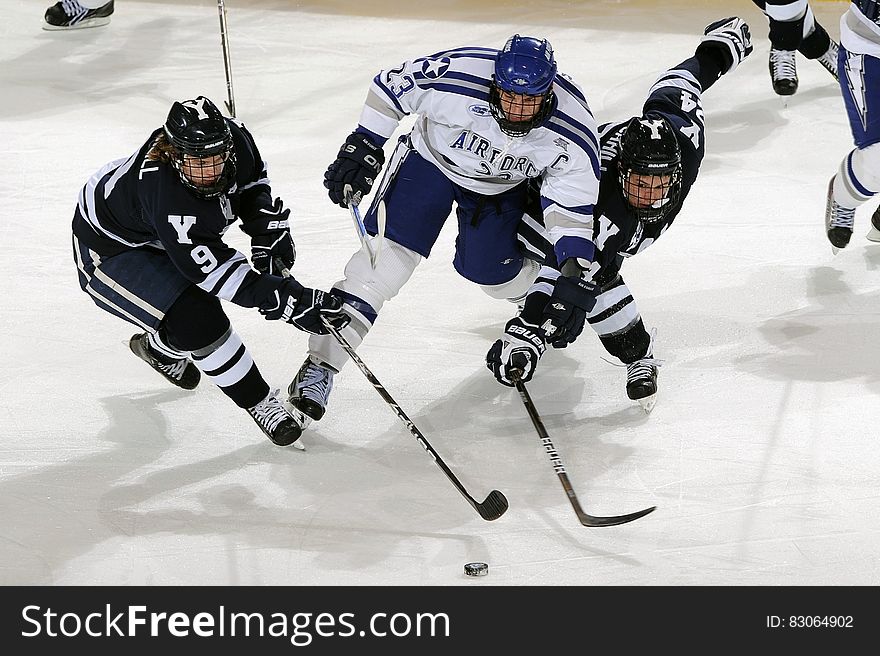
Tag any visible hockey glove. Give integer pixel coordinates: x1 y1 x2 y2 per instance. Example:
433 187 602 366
486 317 547 387
541 274 597 349
260 279 351 335
697 17 752 75
324 131 386 208
241 199 296 276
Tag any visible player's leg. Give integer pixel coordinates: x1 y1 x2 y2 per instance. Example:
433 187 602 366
288 139 455 423
587 274 660 412
754 0 808 95
795 4 838 80
72 235 303 446
828 49 880 249
453 183 541 306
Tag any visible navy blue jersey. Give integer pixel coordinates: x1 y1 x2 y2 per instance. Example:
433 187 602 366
72 119 283 308
587 58 706 284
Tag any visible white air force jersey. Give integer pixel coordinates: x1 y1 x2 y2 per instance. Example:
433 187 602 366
357 46 601 261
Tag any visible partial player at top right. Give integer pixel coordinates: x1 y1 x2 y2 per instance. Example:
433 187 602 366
750 0 839 95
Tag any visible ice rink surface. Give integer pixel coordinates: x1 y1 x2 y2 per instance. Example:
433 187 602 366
2 0 877 586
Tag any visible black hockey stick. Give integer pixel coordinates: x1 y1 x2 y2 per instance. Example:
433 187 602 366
511 372 655 527
217 0 236 117
322 317 509 521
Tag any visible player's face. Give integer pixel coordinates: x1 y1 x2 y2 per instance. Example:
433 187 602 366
623 172 672 209
498 89 545 123
180 153 227 188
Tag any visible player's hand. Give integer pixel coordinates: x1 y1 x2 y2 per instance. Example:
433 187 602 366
697 17 752 74
324 131 385 208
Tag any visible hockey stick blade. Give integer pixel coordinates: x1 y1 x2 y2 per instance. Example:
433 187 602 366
322 317 508 521
476 489 509 521
573 503 656 527
512 373 655 527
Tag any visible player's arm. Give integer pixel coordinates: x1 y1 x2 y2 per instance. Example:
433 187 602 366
155 206 346 333
226 121 297 278
325 53 446 207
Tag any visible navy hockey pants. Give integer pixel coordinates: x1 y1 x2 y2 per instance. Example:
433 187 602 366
362 139 530 286
72 232 190 332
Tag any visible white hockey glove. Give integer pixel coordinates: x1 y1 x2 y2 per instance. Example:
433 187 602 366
486 317 547 387
697 17 753 74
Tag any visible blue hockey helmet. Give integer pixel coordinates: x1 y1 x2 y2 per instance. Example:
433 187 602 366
489 34 557 137
494 35 557 95
163 96 236 198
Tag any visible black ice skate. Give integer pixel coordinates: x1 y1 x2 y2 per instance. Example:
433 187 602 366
626 357 660 414
769 48 798 96
816 40 839 81
129 333 200 390
43 1 114 30
287 357 335 425
247 391 305 449
868 204 880 243
825 176 855 253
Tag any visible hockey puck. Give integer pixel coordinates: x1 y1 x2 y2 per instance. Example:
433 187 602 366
464 562 488 577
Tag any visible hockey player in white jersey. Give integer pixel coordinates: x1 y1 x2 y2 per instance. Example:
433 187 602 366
71 96 348 447
486 18 753 412
288 35 601 425
825 1 880 251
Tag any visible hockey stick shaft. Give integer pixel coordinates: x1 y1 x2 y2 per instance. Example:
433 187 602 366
322 318 508 521
343 191 377 268
217 0 236 117
511 373 655 527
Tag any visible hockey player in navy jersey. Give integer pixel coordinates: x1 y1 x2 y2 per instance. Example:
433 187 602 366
486 18 753 413
71 96 348 447
287 34 601 426
749 1 839 96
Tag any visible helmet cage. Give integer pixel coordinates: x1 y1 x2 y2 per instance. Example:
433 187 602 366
163 97 237 199
488 83 555 137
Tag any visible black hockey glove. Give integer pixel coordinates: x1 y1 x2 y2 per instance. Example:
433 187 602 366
696 17 752 74
241 199 296 276
324 131 386 208
486 317 547 387
260 279 351 335
540 275 597 349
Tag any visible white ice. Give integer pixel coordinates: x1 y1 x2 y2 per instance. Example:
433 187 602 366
2 0 878 586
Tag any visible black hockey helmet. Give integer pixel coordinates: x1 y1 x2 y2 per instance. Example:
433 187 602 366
617 116 682 223
489 34 557 137
163 96 236 198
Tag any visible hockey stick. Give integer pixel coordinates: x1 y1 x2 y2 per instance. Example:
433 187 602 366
511 372 655 527
374 199 386 265
344 189 378 269
217 0 236 117
322 317 509 521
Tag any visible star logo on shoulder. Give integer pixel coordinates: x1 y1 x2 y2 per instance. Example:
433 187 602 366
553 137 569 151
421 57 451 79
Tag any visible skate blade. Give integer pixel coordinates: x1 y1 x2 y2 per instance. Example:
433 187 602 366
831 244 839 255
285 403 313 431
42 17 111 31
638 395 656 414
867 227 880 243
291 439 306 451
